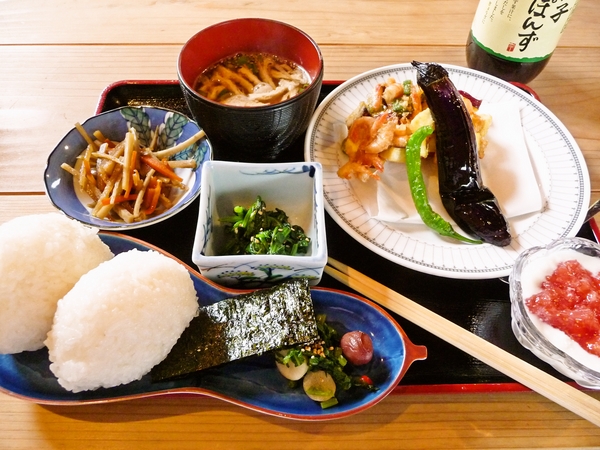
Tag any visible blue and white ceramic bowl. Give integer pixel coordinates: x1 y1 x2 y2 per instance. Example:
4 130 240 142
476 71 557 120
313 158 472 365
44 106 211 230
193 161 327 287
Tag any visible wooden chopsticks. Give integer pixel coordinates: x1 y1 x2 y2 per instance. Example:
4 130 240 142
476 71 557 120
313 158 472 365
324 257 600 428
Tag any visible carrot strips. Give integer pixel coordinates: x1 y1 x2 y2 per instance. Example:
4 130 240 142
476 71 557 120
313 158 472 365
144 179 162 215
140 154 183 183
100 194 138 206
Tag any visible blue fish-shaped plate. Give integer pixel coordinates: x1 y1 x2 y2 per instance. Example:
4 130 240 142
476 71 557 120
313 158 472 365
0 233 427 421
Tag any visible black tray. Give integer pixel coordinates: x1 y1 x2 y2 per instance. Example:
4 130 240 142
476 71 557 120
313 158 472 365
97 80 598 391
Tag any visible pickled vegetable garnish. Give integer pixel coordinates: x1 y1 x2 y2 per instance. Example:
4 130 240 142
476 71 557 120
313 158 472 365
526 260 600 357
274 314 378 408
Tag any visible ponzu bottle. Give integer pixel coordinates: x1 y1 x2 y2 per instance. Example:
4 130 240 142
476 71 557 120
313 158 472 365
466 0 579 83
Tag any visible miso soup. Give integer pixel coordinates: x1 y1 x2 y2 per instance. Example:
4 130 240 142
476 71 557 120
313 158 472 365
194 52 310 107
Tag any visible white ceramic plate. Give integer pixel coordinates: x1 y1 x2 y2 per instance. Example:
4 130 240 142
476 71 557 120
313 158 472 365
304 63 589 279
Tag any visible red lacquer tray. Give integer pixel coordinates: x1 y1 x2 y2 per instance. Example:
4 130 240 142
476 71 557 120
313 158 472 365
96 79 599 395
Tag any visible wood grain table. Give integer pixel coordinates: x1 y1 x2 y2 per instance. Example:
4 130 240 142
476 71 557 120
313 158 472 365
2 1 600 448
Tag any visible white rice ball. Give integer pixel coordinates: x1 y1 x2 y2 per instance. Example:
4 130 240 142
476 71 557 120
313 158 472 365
45 248 199 392
0 213 113 354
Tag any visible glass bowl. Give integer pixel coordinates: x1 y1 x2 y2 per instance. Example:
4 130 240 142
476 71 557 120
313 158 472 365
509 237 600 389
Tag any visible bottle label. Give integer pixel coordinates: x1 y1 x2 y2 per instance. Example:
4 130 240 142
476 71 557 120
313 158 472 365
471 0 579 62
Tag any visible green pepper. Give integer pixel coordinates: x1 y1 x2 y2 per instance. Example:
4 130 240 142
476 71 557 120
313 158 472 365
403 79 412 96
391 99 405 114
405 126 482 245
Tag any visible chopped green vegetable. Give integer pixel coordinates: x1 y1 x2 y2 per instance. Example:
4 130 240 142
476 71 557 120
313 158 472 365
220 196 311 256
320 397 339 409
232 54 253 71
315 313 338 347
305 385 333 397
274 348 307 368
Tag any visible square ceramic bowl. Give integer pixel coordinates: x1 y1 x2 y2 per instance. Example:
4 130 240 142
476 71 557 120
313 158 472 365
192 161 327 287
509 237 600 389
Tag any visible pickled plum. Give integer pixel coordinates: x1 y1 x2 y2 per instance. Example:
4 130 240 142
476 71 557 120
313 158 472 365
340 331 374 365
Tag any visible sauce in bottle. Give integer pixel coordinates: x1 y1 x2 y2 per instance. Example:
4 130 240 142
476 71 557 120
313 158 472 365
466 0 579 84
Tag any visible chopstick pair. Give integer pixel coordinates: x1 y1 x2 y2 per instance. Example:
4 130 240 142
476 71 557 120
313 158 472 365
324 257 600 428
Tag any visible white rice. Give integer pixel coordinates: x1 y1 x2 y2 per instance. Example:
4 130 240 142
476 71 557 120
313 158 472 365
0 213 114 354
45 248 199 392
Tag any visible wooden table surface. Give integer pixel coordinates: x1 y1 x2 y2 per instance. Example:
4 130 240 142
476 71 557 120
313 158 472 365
2 1 600 448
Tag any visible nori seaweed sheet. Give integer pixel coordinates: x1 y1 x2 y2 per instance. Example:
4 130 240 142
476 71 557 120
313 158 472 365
151 279 318 381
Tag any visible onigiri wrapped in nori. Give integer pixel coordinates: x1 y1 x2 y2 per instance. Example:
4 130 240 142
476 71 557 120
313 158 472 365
45 249 199 392
0 213 114 354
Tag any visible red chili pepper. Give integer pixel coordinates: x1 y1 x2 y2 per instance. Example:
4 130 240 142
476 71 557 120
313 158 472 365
359 375 373 386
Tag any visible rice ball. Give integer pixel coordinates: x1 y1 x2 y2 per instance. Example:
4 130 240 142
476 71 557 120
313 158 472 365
45 248 199 392
0 213 113 354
